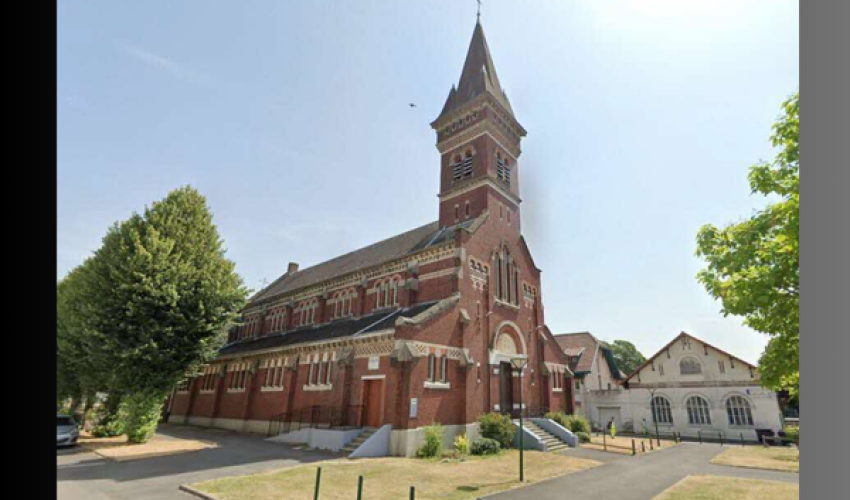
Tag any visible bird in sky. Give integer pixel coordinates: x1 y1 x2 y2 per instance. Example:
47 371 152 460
409 103 417 108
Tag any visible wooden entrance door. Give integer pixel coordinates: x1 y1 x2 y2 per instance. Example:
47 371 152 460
363 379 384 428
499 362 513 415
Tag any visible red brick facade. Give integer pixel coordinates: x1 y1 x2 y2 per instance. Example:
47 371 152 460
168 20 573 441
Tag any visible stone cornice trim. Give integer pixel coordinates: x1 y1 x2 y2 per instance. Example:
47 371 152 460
439 177 521 206
216 331 395 362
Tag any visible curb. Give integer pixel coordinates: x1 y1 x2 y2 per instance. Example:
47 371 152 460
179 484 221 500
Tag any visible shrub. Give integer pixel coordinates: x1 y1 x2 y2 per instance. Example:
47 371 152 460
545 412 590 435
782 426 799 444
454 434 470 455
123 392 165 444
416 423 444 459
575 432 591 443
545 411 569 429
471 438 501 456
478 412 516 449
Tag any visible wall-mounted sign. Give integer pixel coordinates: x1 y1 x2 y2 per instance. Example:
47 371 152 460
368 356 380 370
410 398 418 418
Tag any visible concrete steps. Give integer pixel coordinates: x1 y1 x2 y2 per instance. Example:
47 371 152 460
522 421 570 453
341 428 377 456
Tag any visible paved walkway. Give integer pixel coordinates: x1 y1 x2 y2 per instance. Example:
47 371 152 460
57 424 336 500
488 442 798 500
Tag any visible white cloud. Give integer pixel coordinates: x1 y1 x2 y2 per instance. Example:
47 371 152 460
120 43 212 85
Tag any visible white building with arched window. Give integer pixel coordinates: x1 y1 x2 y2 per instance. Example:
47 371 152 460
617 331 784 442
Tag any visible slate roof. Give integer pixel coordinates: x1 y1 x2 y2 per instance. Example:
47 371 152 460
436 20 515 122
248 219 473 307
554 332 599 374
219 301 440 357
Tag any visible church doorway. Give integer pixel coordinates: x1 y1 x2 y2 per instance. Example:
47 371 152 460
499 362 514 415
362 379 385 428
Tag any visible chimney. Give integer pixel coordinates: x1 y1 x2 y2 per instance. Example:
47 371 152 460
287 262 299 274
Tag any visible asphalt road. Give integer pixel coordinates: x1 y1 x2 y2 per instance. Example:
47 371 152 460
487 442 799 500
57 424 335 500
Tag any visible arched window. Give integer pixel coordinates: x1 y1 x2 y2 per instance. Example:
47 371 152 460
389 277 399 306
494 248 519 305
686 396 711 425
496 153 511 186
726 396 754 426
462 150 473 178
680 357 702 375
375 280 384 309
651 396 673 424
496 332 518 355
334 293 342 319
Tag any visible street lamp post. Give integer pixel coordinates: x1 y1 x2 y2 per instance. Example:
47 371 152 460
510 356 529 483
649 388 660 444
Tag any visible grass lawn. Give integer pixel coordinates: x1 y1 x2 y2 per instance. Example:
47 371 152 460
190 450 601 500
79 431 216 462
711 446 799 472
582 435 677 455
652 475 798 500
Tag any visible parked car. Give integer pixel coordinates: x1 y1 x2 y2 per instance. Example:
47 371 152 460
57 414 79 447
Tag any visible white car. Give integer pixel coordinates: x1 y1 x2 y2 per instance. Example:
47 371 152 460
57 414 79 447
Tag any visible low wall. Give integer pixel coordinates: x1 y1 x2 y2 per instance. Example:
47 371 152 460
350 425 392 458
268 427 363 452
390 423 479 457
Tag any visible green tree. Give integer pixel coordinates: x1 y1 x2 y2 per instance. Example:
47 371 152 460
607 340 646 376
57 260 114 414
87 186 247 442
696 92 799 398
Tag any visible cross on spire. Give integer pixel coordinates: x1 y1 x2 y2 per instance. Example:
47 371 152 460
476 0 482 21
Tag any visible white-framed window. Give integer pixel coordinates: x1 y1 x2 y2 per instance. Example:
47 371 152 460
176 379 190 393
686 396 712 425
262 358 285 390
680 357 702 375
325 359 333 385
299 299 318 326
228 362 249 392
552 373 562 390
726 396 754 426
200 366 218 392
651 396 673 424
375 280 384 309
440 356 448 383
308 357 317 385
427 354 436 382
494 248 519 305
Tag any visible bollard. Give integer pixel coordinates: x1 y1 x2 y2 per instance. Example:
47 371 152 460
357 475 363 500
698 430 702 445
656 431 661 447
641 441 646 453
632 439 636 455
313 467 322 500
409 486 416 500
650 439 654 451
720 433 724 446
740 433 745 447
603 432 607 451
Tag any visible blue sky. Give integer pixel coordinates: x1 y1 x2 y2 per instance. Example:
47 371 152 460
58 0 799 364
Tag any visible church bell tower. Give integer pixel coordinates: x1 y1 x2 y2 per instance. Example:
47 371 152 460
431 20 527 231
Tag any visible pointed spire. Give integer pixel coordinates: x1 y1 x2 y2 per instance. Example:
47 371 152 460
437 20 514 121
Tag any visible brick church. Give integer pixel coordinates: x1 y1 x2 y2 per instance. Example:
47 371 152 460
168 20 575 456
